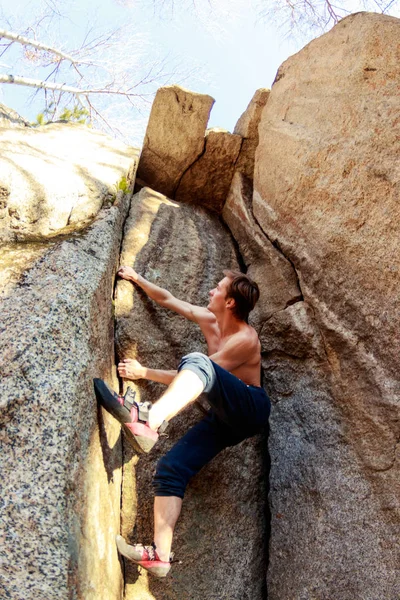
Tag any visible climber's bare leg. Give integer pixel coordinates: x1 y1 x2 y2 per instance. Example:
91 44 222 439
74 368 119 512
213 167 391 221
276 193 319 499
153 496 182 561
148 369 204 431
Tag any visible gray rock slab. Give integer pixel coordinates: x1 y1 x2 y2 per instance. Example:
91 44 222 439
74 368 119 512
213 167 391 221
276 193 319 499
262 303 399 600
0 172 138 598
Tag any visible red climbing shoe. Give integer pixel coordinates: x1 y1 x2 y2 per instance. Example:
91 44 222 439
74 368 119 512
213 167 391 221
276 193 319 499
93 379 166 453
116 535 172 578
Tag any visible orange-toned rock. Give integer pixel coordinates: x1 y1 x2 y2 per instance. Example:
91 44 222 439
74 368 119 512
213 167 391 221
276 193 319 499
234 88 269 180
137 86 214 198
175 127 242 213
253 12 400 599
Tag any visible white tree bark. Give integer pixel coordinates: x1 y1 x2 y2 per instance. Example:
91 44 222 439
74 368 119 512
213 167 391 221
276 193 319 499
0 74 141 97
0 28 76 63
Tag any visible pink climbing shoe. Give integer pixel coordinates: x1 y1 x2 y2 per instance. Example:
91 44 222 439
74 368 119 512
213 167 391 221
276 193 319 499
93 379 167 453
116 535 172 578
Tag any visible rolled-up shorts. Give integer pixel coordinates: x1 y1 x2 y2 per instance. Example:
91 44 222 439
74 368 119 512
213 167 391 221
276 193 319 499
153 352 271 499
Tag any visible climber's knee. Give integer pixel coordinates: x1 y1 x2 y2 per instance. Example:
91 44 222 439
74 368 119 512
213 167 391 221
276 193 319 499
177 352 216 393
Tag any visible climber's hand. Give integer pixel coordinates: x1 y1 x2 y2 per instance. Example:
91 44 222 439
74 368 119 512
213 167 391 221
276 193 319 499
118 358 145 380
118 266 139 282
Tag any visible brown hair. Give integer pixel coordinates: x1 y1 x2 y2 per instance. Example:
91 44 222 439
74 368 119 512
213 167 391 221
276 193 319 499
223 270 260 322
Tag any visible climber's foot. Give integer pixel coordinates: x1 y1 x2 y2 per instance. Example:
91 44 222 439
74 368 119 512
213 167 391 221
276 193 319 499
93 378 163 453
116 535 172 578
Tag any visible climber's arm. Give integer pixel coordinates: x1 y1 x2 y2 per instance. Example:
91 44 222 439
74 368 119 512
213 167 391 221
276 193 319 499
118 359 177 386
118 267 220 347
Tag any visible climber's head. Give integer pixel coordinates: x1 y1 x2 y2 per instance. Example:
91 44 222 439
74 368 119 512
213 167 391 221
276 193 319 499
208 270 260 323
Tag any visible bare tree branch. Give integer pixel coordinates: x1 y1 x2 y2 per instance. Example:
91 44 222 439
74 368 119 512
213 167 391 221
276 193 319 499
0 28 77 63
0 73 147 97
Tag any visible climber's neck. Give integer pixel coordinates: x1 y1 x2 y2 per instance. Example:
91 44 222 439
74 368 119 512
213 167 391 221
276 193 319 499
215 311 246 339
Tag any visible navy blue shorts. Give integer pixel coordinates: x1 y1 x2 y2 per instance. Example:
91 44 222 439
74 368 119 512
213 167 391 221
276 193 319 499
153 352 270 499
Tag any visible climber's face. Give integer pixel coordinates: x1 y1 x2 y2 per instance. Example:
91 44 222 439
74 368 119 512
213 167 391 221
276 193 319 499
207 277 233 315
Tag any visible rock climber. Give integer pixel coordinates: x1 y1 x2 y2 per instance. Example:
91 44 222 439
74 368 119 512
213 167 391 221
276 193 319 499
94 266 270 578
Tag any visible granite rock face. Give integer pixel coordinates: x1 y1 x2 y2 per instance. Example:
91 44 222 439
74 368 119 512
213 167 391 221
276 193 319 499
137 86 215 198
0 128 140 599
175 127 242 213
137 86 268 216
114 187 268 600
0 122 135 242
251 12 400 599
3 12 400 596
233 88 269 181
221 87 297 325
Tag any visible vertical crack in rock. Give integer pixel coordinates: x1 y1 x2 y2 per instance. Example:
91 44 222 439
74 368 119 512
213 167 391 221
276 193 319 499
218 218 274 599
172 136 207 197
232 135 245 171
111 185 137 597
174 129 242 213
250 204 304 305
219 216 248 273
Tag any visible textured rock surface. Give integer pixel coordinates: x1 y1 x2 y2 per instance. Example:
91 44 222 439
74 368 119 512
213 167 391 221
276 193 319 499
0 146 139 598
137 86 215 198
175 127 242 213
252 12 400 599
223 171 301 325
114 187 268 600
222 89 292 326
233 89 270 181
0 121 135 242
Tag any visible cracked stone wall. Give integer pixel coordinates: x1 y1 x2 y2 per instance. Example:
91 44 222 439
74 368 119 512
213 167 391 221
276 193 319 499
137 85 244 213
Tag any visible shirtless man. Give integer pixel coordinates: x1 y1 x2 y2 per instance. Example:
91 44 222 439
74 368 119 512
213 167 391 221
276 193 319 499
94 267 270 578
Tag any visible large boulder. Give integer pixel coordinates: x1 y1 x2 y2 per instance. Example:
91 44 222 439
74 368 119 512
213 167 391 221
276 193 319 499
137 86 215 197
0 121 135 242
114 187 268 600
252 12 400 599
0 131 140 599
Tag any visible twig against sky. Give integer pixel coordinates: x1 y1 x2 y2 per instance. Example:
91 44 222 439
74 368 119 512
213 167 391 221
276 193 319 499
0 14 190 143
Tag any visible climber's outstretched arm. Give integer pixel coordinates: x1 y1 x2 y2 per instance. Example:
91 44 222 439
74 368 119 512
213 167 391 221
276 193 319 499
118 266 220 350
118 359 177 386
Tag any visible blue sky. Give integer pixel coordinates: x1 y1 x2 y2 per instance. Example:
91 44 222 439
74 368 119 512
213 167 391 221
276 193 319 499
133 1 302 132
0 0 307 141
